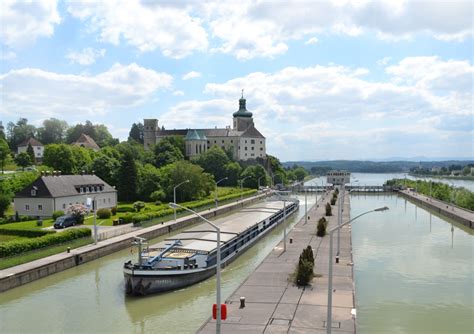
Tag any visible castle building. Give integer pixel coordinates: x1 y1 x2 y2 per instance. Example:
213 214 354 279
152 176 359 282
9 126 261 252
144 95 266 161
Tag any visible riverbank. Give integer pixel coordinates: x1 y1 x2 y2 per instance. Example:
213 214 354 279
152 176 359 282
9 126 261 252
0 192 269 293
397 189 474 229
199 190 356 333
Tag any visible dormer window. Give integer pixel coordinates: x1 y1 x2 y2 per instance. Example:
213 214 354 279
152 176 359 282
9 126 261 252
80 187 84 193
31 186 38 196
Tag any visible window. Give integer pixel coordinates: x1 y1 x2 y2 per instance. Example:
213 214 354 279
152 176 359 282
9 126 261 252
207 141 210 144
63 204 66 209
245 147 247 151
108 198 111 203
222 140 224 144
80 187 84 193
251 153 254 157
251 147 254 150
31 189 36 196
214 140 216 143
231 140 233 143
36 147 41 150
25 205 30 211
245 140 247 143
260 147 263 151
251 139 255 144
260 141 263 144
38 205 43 211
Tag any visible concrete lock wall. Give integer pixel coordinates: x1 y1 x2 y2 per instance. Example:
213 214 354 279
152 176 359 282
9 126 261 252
0 193 268 293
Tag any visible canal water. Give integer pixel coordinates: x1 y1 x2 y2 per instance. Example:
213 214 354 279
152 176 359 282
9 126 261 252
0 195 312 334
351 194 474 333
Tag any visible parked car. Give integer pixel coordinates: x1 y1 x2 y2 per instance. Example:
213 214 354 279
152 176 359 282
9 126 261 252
54 215 77 229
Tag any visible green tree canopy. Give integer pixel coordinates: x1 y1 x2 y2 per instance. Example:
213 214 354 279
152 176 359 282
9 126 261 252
43 144 75 174
193 146 230 183
240 164 268 188
37 118 68 144
26 143 35 164
128 123 144 144
91 153 120 186
293 167 309 182
153 138 184 168
160 160 214 202
137 164 162 201
14 152 32 170
6 118 36 150
116 149 138 202
0 138 10 174
224 161 242 186
70 146 93 173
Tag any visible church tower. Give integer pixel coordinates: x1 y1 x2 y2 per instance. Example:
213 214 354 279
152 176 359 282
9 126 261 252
233 91 254 131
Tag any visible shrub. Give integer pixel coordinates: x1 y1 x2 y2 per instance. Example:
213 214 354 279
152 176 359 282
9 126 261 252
121 213 134 224
52 210 65 220
330 198 336 205
0 228 91 257
317 217 327 237
296 259 314 286
133 201 146 212
300 245 314 265
66 204 88 224
334 188 339 195
325 203 332 216
0 227 55 238
150 190 166 203
111 207 117 216
97 208 111 219
117 206 134 213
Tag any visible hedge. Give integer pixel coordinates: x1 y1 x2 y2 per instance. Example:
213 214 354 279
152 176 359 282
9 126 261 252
117 206 134 213
0 228 91 258
0 227 56 237
97 208 111 219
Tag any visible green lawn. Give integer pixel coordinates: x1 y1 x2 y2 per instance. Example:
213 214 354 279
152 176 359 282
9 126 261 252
0 237 93 270
0 219 54 229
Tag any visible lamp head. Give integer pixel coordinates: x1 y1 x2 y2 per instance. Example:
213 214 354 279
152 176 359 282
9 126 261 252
374 206 389 212
185 179 190 183
169 202 179 209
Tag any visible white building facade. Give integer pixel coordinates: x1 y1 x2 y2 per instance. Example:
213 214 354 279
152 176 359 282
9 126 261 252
17 137 44 161
14 174 117 217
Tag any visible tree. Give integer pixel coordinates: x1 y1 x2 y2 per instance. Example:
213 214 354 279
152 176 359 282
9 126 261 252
0 193 12 218
193 146 230 183
224 162 242 186
36 118 68 144
43 144 75 174
159 160 214 202
70 146 93 173
240 164 268 188
293 167 308 182
91 153 120 186
116 149 138 202
0 138 10 174
137 164 162 201
128 123 144 144
15 152 31 170
6 118 36 150
94 124 117 147
26 143 35 164
153 138 184 168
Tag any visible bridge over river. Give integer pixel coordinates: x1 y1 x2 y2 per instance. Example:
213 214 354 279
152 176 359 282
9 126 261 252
292 184 393 192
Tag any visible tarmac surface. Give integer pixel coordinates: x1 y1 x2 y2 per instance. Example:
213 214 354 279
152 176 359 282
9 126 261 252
199 190 355 333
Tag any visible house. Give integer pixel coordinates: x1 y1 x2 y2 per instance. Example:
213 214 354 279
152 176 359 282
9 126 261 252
17 137 44 162
327 170 351 185
144 94 266 161
72 133 100 151
14 173 117 217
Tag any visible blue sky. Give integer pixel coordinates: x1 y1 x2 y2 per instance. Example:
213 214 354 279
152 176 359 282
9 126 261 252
1 0 473 161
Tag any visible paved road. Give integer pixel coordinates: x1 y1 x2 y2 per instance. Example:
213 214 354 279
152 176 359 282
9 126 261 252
199 191 355 333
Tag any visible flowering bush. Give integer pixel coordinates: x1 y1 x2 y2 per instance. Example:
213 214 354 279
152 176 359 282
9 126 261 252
66 204 88 224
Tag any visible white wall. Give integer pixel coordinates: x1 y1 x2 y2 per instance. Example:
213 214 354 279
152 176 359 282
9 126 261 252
17 145 44 158
237 137 266 160
14 198 54 217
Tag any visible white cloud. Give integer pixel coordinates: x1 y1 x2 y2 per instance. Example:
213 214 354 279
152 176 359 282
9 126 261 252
0 63 173 118
67 1 208 59
66 47 106 66
173 90 184 96
377 57 392 66
167 56 472 159
182 71 201 80
1 0 60 49
305 37 319 45
1 50 16 60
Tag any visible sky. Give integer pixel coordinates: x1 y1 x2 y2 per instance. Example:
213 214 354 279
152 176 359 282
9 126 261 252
1 0 473 161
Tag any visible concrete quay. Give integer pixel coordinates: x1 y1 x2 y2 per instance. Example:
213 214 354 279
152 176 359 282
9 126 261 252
397 189 474 229
199 191 355 333
0 192 268 293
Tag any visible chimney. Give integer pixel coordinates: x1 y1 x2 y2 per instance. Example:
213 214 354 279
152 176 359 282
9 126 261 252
81 170 85 176
58 171 61 176
46 171 51 176
41 171 45 177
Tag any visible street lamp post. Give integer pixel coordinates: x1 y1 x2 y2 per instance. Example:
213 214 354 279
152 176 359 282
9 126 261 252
240 176 251 200
215 177 228 209
337 181 358 256
326 206 389 334
173 180 190 221
258 175 265 189
169 202 222 334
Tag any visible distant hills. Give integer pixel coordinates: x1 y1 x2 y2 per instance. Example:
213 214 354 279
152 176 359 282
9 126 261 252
282 160 474 173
